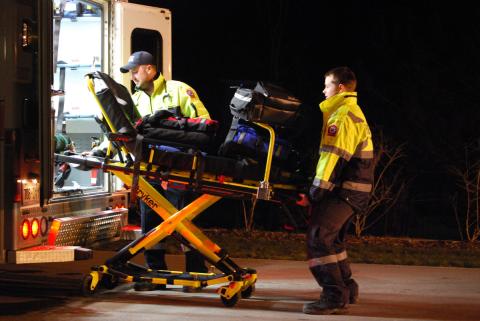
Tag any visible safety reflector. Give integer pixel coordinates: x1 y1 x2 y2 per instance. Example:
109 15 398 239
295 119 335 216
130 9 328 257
40 216 48 236
48 220 61 245
90 169 98 185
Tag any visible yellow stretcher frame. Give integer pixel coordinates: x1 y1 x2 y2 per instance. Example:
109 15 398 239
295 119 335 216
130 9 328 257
74 72 305 306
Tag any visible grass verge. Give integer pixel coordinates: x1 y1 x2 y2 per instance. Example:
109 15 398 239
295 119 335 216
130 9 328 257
105 229 480 268
170 229 480 268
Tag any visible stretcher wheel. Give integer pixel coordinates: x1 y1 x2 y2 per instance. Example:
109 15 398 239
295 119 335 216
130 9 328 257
220 292 240 307
81 274 96 296
101 274 119 290
241 284 255 298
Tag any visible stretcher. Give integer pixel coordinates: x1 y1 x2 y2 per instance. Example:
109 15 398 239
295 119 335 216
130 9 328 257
55 71 309 307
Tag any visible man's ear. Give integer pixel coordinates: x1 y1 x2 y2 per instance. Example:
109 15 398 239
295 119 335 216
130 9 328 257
338 83 347 93
146 64 153 74
147 65 158 77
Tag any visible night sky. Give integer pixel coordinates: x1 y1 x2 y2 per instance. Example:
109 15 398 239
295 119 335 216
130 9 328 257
131 0 480 239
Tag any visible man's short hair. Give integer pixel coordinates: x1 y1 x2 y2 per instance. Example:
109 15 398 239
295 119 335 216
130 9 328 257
325 66 357 91
120 51 156 73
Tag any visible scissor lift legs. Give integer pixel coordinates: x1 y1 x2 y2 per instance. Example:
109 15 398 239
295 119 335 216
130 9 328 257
82 170 257 307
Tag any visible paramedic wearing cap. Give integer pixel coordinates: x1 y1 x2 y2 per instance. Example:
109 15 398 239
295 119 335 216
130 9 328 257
120 51 210 291
120 50 210 119
303 66 375 315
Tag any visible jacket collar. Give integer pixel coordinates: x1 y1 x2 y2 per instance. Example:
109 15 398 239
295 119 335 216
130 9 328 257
152 73 166 96
319 91 357 114
135 74 166 97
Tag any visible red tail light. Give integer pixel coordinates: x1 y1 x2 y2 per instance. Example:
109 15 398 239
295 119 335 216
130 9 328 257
21 219 30 239
31 218 39 238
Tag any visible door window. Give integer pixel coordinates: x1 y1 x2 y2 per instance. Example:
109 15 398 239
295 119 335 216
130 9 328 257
52 0 108 196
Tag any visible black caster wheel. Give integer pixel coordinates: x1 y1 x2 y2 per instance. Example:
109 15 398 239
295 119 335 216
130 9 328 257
101 274 119 290
220 292 240 307
241 284 255 298
81 274 97 296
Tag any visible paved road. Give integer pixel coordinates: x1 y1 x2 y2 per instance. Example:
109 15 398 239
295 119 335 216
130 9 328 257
1 252 479 321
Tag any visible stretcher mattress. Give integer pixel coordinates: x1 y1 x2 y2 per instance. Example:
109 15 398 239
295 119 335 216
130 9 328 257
141 142 307 185
84 71 309 194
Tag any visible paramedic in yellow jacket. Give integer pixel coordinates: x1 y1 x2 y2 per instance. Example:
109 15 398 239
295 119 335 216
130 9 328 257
120 51 209 292
120 51 210 119
303 67 375 315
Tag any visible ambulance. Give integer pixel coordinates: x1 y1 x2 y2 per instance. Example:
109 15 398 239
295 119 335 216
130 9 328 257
0 0 171 263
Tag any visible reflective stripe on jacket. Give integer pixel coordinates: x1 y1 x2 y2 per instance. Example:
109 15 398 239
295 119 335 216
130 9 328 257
132 74 210 119
313 91 374 209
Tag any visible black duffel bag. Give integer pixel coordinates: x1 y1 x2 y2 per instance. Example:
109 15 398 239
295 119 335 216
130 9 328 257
229 82 302 127
136 110 219 149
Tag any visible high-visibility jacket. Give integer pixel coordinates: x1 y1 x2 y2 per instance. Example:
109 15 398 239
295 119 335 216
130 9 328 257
132 74 210 119
313 91 374 209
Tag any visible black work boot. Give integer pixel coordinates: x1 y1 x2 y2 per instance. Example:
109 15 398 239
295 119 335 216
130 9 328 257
134 249 168 291
346 279 359 304
144 249 168 271
303 294 347 315
338 259 358 304
185 250 208 273
309 263 349 303
183 250 207 293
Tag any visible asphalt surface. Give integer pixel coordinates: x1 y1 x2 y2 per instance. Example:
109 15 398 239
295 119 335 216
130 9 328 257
0 251 479 321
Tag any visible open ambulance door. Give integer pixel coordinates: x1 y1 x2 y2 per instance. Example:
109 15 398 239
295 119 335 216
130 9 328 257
112 2 172 91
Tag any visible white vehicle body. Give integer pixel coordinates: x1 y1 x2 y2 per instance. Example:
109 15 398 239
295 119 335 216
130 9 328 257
0 0 171 263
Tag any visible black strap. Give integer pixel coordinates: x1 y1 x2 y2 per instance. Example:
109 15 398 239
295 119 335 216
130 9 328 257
129 160 141 211
194 151 205 190
224 116 240 143
190 103 198 118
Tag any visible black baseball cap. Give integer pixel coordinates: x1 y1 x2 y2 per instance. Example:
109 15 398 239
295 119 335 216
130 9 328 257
120 51 155 73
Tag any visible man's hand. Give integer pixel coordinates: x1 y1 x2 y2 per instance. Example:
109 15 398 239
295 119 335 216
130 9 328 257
309 185 327 203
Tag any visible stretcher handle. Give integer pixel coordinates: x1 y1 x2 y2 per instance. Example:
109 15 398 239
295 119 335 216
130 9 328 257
85 75 131 157
254 122 275 183
54 153 103 170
